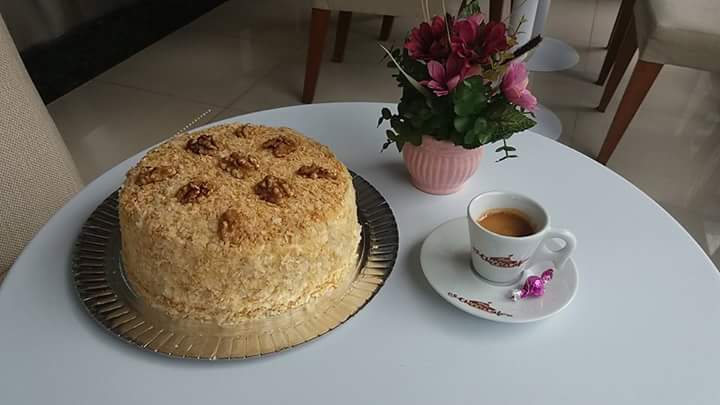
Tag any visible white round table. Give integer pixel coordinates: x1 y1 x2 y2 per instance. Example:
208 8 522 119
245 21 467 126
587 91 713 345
2 103 719 404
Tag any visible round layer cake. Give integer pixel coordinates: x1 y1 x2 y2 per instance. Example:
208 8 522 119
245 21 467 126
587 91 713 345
119 123 361 324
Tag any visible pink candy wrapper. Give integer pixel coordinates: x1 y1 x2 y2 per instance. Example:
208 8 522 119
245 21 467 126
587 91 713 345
510 269 554 301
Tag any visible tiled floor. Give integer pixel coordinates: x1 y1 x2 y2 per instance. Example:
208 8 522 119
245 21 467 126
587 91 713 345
48 0 720 267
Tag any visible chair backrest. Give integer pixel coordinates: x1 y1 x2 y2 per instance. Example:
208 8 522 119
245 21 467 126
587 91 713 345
0 14 83 280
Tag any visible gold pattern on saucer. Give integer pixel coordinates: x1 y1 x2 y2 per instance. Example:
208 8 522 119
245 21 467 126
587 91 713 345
72 172 398 360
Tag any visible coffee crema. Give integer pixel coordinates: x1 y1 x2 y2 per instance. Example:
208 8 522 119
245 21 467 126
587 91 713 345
477 209 535 237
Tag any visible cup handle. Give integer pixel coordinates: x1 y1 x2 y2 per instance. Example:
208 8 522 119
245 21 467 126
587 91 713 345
530 228 577 270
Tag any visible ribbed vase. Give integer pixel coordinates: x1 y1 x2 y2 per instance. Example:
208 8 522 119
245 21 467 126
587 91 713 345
402 136 483 195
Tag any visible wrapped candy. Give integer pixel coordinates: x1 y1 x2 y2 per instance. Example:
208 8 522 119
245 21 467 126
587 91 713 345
510 269 554 301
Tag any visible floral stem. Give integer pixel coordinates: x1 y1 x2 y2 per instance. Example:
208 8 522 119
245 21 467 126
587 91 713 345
496 139 518 162
457 0 468 15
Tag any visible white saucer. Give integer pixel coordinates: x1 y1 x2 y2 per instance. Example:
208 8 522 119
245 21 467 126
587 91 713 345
420 218 578 323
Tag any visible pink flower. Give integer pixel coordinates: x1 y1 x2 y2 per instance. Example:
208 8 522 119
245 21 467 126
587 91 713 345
405 16 451 61
421 55 468 96
501 62 538 111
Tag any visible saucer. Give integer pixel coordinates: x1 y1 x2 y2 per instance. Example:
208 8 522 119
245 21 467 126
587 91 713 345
421 218 578 323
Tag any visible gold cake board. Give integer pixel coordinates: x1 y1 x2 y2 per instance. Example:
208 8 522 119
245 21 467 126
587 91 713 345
73 172 398 360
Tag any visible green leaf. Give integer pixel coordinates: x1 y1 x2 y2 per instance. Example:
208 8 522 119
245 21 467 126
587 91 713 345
463 131 477 146
379 43 433 101
407 133 423 146
447 130 462 145
495 145 517 152
435 129 451 140
473 117 488 132
459 0 482 17
469 102 536 145
454 116 472 132
429 114 445 129
452 76 489 117
478 131 494 145
418 107 433 120
381 107 392 119
390 116 402 128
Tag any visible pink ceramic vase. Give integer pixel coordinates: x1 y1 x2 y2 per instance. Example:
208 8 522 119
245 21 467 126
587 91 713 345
402 135 484 195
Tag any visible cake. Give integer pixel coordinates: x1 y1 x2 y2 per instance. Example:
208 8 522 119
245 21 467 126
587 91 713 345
118 123 361 324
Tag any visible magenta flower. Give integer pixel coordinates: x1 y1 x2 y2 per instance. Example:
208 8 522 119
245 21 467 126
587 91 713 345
421 55 468 96
405 16 450 61
478 21 510 62
452 18 510 65
454 18 478 45
501 62 537 111
451 15 484 60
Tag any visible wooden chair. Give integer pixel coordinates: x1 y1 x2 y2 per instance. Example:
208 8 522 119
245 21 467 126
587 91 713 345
595 0 720 164
595 0 635 87
0 14 83 281
302 0 505 103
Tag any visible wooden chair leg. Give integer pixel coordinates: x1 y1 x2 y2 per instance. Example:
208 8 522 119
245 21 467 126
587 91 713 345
597 0 635 85
489 0 504 22
597 60 662 164
597 19 637 112
332 11 352 62
605 7 620 50
302 8 331 104
379 15 394 41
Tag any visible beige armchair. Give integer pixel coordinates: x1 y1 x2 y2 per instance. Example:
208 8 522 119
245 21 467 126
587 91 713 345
302 0 504 103
0 14 83 281
595 0 720 164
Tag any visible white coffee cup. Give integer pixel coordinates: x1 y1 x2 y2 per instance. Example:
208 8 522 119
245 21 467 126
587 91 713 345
467 191 576 284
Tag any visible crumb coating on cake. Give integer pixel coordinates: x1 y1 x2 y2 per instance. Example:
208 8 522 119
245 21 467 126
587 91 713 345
119 123 360 324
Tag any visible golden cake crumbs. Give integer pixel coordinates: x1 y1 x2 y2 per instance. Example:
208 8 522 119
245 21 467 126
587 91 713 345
262 136 297 157
217 208 247 243
219 152 259 179
118 123 360 324
135 166 177 185
175 181 212 203
186 134 219 155
297 164 338 180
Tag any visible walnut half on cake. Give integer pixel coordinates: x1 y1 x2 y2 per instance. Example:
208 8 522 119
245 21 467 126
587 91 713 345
118 123 361 324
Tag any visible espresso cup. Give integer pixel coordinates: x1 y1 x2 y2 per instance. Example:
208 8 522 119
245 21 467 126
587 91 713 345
467 191 576 284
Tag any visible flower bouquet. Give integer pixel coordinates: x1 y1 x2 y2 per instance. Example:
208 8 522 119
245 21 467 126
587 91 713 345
378 0 541 194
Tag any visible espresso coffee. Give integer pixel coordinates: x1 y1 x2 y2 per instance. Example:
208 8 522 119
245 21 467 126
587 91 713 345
477 209 535 237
